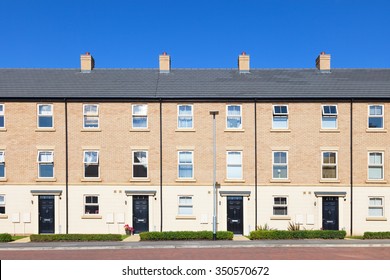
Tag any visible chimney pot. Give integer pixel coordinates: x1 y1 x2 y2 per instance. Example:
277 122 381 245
316 52 331 72
238 52 250 73
80 52 94 72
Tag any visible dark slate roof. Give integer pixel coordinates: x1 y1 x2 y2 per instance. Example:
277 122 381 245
1 68 390 99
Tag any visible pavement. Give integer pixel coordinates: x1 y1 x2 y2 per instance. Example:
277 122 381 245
2 235 390 251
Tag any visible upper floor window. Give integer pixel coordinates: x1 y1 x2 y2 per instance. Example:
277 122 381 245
178 105 193 129
322 151 337 179
273 151 288 179
368 105 384 129
37 151 54 178
0 195 5 214
84 151 99 178
132 104 148 128
273 196 288 216
132 151 148 178
227 151 243 179
178 196 193 215
0 104 5 128
83 104 99 128
368 197 384 217
322 105 338 129
226 105 242 129
37 104 53 128
272 105 288 129
84 195 99 214
368 152 383 180
0 151 4 178
178 151 193 179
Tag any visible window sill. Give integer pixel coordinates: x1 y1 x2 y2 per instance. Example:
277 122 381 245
81 178 102 182
35 128 56 132
366 217 387 221
81 129 101 132
35 178 57 182
81 215 102 219
319 129 340 133
175 129 196 132
0 178 7 182
270 216 291 220
366 129 387 133
129 128 150 132
0 128 7 132
175 178 197 183
270 179 291 183
270 129 291 133
320 179 340 183
176 216 196 220
224 129 245 132
0 215 8 219
130 178 151 183
224 179 246 183
365 180 387 184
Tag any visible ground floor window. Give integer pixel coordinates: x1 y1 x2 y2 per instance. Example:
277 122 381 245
273 196 288 216
178 196 193 215
84 195 99 214
368 197 384 217
0 195 5 214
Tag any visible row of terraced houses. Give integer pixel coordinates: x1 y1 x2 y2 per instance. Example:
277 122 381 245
0 52 390 236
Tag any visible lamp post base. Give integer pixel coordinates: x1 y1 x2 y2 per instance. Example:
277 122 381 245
213 233 217 240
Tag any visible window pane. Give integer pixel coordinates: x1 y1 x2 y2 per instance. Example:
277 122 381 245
39 105 52 115
38 152 53 162
273 165 287 178
179 165 193 178
274 152 287 164
179 152 192 163
274 197 287 205
369 153 382 164
133 105 147 115
179 197 192 205
85 205 99 214
368 207 383 217
85 165 99 177
0 116 4 128
38 116 53 128
0 152 4 162
178 117 193 128
178 105 192 116
227 165 242 179
133 116 147 128
369 198 382 206
84 152 98 163
133 165 147 178
370 105 382 116
227 105 241 116
134 152 147 164
178 206 192 215
368 167 383 179
368 117 383 128
227 152 241 164
0 164 4 177
322 166 337 178
0 105 3 113
227 116 242 128
273 116 288 129
39 164 53 177
322 116 337 129
84 105 98 115
323 152 336 164
274 105 288 114
84 116 99 128
273 206 287 215
0 206 4 214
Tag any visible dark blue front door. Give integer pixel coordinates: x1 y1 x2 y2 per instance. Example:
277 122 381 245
322 197 339 230
133 196 149 233
227 196 243 234
39 195 55 234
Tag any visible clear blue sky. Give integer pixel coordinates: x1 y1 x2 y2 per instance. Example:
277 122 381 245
1 0 389 69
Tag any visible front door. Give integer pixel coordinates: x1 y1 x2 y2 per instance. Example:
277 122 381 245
39 195 55 234
133 195 149 233
322 197 339 230
227 196 243 234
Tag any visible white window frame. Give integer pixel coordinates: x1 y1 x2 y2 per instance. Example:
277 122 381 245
0 194 5 214
83 104 99 129
368 197 384 217
178 151 194 179
272 151 288 179
0 151 5 178
273 196 288 216
37 104 53 128
368 152 384 180
177 104 193 129
272 105 289 129
226 105 242 129
178 196 193 215
84 195 99 215
321 151 338 180
368 105 384 129
132 150 148 179
132 104 148 129
321 105 338 129
37 151 54 178
0 104 5 128
83 150 99 178
226 151 243 180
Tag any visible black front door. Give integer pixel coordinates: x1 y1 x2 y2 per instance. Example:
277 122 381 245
39 195 55 234
133 195 149 233
322 197 339 230
227 196 243 234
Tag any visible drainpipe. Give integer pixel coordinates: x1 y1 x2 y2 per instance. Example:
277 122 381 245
254 99 258 230
64 98 69 234
350 99 353 236
159 99 163 232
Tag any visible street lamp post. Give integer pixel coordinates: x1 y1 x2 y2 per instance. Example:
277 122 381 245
210 110 219 240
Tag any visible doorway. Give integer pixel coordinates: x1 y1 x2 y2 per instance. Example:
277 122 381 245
38 195 55 234
227 196 243 234
133 195 149 233
322 196 339 230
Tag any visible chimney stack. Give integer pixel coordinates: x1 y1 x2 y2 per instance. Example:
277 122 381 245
238 52 250 73
159 52 170 73
80 52 94 72
316 52 331 72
